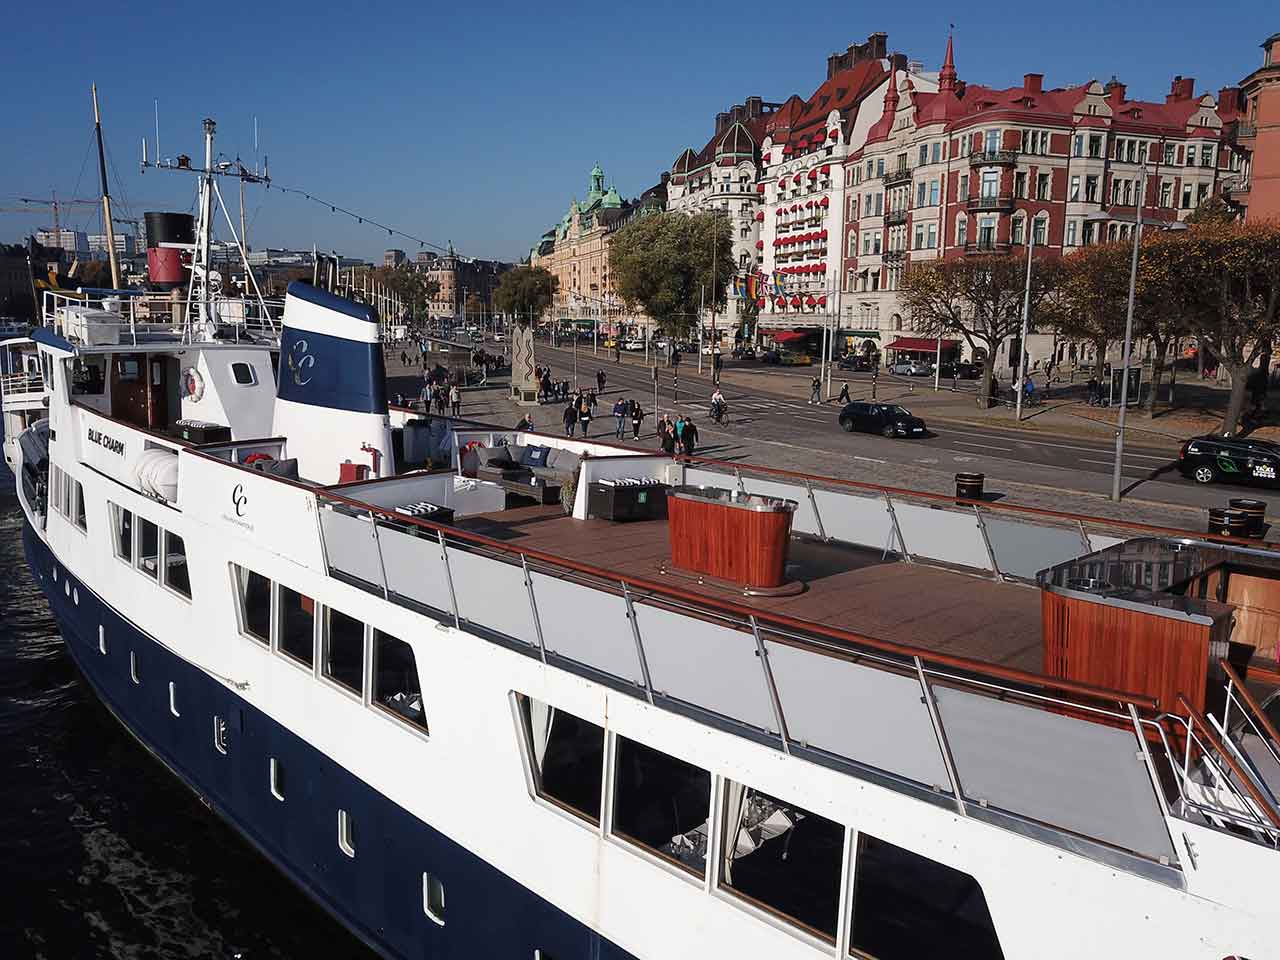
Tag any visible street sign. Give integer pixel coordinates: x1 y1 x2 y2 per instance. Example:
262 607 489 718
1108 366 1141 407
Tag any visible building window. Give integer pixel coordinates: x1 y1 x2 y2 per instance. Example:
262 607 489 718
163 531 190 599
1182 185 1193 208
984 129 1001 152
1088 134 1103 158
914 225 924 249
875 158 885 177
1085 175 1099 202
918 144 928 167
980 171 998 199
1163 143 1176 165
517 694 603 823
720 784 844 942
916 181 926 207
323 608 366 697
958 176 969 201
1011 218 1025 245
1036 173 1050 200
1185 146 1195 167
612 736 711 877
1033 216 1048 246
978 218 996 248
138 518 160 580
929 180 939 205
1066 219 1078 246
423 873 446 926
847 233 857 257
874 193 883 216
337 809 355 858
1069 176 1080 202
926 223 937 249
1072 134 1083 157
278 585 315 668
112 504 133 563
850 834 1003 959
872 234 881 255
957 219 968 247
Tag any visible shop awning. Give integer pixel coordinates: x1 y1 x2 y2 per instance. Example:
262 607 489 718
886 337 960 351
774 330 808 342
841 330 881 340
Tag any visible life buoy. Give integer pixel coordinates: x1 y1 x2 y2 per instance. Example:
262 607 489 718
181 367 205 402
243 452 274 466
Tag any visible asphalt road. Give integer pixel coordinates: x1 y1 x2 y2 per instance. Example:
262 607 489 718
520 340 1233 512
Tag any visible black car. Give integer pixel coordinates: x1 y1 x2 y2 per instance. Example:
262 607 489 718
938 361 980 380
839 402 927 438
1179 435 1280 487
837 355 877 372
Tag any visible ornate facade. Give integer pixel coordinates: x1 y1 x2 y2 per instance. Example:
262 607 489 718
416 246 511 322
1224 32 1280 221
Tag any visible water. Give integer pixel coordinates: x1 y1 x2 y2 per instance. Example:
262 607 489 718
0 488 372 959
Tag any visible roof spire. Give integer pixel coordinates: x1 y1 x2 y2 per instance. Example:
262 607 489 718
939 27 957 94
884 64 900 109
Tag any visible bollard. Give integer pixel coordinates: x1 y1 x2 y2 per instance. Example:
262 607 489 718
955 472 984 505
1228 498 1267 539
1207 507 1250 540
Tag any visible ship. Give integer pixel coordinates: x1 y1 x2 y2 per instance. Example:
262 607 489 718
7 132 1280 960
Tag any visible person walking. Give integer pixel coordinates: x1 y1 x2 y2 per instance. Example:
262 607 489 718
562 402 577 437
400 349 408 367
660 417 677 455
682 416 699 456
515 413 534 432
612 397 627 439
809 376 821 404
674 414 686 453
596 369 607 394
837 381 851 404
449 383 461 416
578 394 592 438
631 400 645 441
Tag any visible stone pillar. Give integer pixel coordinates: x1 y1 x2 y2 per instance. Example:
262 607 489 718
510 323 539 405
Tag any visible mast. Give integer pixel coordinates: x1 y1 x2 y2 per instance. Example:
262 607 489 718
91 84 122 289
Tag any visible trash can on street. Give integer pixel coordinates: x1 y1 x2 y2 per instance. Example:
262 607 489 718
1208 507 1250 540
955 472 985 505
1228 498 1267 539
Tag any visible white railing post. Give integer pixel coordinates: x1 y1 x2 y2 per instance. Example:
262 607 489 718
438 531 460 628
915 657 966 815
749 615 790 753
621 583 655 705
521 554 547 664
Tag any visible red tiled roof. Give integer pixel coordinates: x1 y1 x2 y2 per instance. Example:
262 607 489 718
768 60 886 147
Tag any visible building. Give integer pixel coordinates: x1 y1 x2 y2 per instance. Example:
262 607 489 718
34 229 88 257
1223 32 1280 221
417 245 512 323
530 164 666 337
383 248 408 268
835 35 1239 368
88 233 136 258
666 96 791 341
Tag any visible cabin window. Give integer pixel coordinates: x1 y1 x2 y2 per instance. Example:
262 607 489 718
517 694 603 823
323 608 366 697
278 585 315 667
164 531 190 599
69 357 106 395
72 479 86 531
234 566 272 644
231 361 257 386
372 629 427 731
612 736 711 876
720 784 844 942
137 518 160 580
112 505 134 563
849 834 1003 959
116 357 141 382
422 873 446 926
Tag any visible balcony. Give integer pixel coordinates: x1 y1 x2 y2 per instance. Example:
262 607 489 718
883 166 913 187
967 195 1015 212
882 249 907 263
885 208 909 225
970 149 1019 165
964 239 1012 255
1235 122 1257 141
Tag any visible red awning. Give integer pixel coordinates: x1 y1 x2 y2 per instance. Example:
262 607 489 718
805 200 814 207
814 128 827 141
755 211 764 221
790 204 798 211
886 337 961 352
805 295 817 307
756 298 766 308
821 164 831 174
762 152 771 162
775 296 787 307
782 144 793 154
819 229 828 239
792 173 802 184
820 196 830 207
775 208 783 216
775 329 807 342
756 183 765 193
818 295 828 306
808 169 818 179
790 297 802 307
755 240 764 249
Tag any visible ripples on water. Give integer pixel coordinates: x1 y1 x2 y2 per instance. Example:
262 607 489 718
0 491 370 959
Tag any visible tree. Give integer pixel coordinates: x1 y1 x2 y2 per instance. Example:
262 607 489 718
1045 242 1129 391
898 253 1064 408
373 265 438 322
609 211 735 338
493 265 558 325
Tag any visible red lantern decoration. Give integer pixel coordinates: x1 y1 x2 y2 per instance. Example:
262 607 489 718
808 169 818 180
821 164 831 175
818 295 828 306
790 296 802 307
820 196 830 207
756 240 764 250
806 295 817 307
756 183 765 193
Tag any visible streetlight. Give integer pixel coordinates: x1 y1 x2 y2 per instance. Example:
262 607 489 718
1014 228 1036 421
1111 162 1146 501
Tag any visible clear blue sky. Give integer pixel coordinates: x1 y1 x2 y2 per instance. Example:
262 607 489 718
0 0 1270 263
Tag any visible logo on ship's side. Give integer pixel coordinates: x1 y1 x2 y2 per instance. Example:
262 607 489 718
287 337 315 386
231 483 247 517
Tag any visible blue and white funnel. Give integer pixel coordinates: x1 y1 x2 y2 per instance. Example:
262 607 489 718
272 281 393 484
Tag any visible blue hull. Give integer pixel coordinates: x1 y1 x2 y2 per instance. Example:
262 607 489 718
24 522 635 960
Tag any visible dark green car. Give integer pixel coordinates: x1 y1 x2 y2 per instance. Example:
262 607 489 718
1178 435 1280 487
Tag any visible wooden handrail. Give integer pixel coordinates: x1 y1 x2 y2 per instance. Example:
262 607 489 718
1177 693 1280 831
1219 658 1280 755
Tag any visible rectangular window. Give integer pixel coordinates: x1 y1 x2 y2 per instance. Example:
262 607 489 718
1072 134 1083 157
138 518 160 580
612 736 711 877
1033 217 1047 245
980 171 998 198
929 180 939 205
323 608 366 697
1201 145 1214 167
875 158 885 177
1066 219 1078 245
874 193 882 216
932 141 941 163
1164 143 1176 165
1185 146 1195 167
849 833 1003 959
1069 175 1080 201
958 177 969 201
957 219 968 246
112 504 133 563
518 694 602 823
236 567 272 644
1182 185 1193 208
916 181 926 207
164 531 191 599
1160 181 1173 208
984 129 1000 152
1011 218 1025 245
872 234 881 255
1085 175 1098 202
721 784 844 942
278 585 315 667
373 628 427 731
1036 173 1050 200
914 225 924 249
71 478 86 530
1088 134 1102 158
231 362 257 386
863 194 872 216
926 223 937 248
918 144 928 167
862 235 871 255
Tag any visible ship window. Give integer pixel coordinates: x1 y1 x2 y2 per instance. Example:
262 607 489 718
612 736 711 877
70 356 106 395
231 362 257 386
323 608 365 697
422 873 446 926
278 586 315 667
720 784 843 942
517 694 603 824
270 757 285 801
372 629 427 732
234 567 272 644
112 504 133 563
337 809 355 857
138 518 160 580
72 479 86 531
849 834 1004 959
164 531 190 599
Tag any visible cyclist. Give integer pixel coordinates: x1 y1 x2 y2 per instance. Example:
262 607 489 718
710 387 727 423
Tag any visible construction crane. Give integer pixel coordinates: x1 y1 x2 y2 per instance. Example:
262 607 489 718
0 194 157 254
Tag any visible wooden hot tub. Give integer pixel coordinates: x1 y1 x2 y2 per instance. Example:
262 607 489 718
667 485 797 589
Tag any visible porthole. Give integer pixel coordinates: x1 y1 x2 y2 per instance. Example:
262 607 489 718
64 580 70 597
52 566 57 581
73 587 79 606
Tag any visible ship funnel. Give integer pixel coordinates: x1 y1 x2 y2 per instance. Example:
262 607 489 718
271 281 392 484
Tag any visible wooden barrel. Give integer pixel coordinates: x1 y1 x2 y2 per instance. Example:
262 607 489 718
1228 498 1267 538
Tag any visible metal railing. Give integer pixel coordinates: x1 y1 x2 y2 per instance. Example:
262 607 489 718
0 371 43 395
884 208 908 225
41 289 284 346
964 239 1012 255
967 195 1014 212
882 166 913 187
969 149 1019 165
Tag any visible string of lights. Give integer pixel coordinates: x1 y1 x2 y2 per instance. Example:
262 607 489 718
268 183 455 256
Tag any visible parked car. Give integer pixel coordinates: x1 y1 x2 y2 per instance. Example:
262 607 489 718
938 361 980 380
837 355 877 372
493 331 506 342
1178 435 1280 487
622 339 645 351
891 360 932 377
775 349 811 366
839 402 928 438
469 331 485 343
733 344 756 360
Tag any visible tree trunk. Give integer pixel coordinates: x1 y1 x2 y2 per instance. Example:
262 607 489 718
1144 338 1167 418
1220 362 1251 436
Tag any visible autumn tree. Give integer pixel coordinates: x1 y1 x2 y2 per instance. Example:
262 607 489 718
609 211 735 338
373 265 439 322
1042 242 1128 384
898 252 1065 408
493 265 557 325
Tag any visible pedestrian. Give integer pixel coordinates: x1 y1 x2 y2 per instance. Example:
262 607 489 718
563 402 577 437
631 400 645 440
588 389 598 414
809 376 821 404
660 417 677 455
515 413 534 432
578 394 592 437
449 383 461 416
613 397 627 439
674 414 686 452
1086 375 1099 405
682 415 699 456
838 381 851 404
400 349 408 366
596 369 606 393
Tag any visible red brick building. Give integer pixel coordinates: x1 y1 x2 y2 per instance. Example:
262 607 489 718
1224 32 1280 221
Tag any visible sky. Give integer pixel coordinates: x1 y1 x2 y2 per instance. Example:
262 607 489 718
0 0 1271 263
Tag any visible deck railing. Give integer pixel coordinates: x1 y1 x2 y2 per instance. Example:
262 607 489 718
41 289 284 345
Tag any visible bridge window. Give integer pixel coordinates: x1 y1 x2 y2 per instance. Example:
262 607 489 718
372 629 427 732
234 566 272 644
720 784 844 942
278 585 315 668
323 608 366 696
612 736 711 877
164 532 190 599
517 694 603 823
849 834 1003 959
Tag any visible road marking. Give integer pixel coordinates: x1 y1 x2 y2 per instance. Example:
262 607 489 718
951 440 1014 452
1078 458 1166 473
854 455 887 464
939 427 1174 460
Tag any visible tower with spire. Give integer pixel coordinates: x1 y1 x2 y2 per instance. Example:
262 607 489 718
939 31 957 94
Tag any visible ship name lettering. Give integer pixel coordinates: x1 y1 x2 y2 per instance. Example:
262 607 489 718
87 427 125 456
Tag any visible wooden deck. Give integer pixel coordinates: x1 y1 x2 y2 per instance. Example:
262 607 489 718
456 505 1044 673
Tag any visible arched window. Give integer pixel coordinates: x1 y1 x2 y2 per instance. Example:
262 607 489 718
892 313 904 331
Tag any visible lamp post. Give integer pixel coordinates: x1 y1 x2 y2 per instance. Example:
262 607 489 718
1111 162 1146 502
1014 228 1036 421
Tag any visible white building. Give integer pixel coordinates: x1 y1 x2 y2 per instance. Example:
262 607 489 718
35 228 89 256
88 233 137 257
